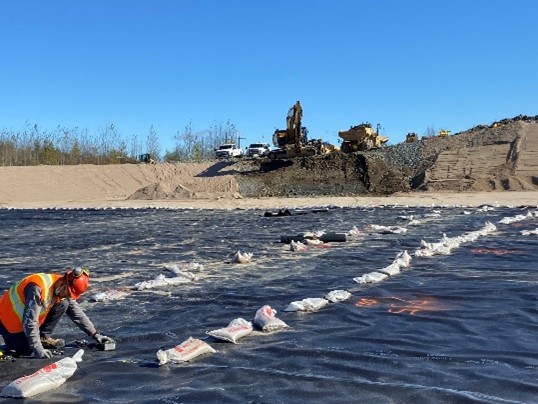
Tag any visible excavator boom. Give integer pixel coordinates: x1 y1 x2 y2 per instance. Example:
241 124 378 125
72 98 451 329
274 101 305 148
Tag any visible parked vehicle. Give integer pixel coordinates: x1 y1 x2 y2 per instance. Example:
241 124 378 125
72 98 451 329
215 144 243 159
246 143 271 157
138 153 156 164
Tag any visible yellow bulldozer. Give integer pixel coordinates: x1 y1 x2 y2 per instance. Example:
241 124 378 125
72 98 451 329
438 130 451 137
338 123 389 152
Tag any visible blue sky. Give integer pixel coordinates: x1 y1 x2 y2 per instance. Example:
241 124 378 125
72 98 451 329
1 0 537 156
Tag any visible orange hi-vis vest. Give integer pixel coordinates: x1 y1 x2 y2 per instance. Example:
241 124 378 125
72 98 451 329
0 273 62 333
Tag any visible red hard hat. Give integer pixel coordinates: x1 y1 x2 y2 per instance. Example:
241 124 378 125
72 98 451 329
65 267 90 299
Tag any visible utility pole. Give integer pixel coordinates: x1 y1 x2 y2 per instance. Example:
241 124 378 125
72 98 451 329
237 133 246 148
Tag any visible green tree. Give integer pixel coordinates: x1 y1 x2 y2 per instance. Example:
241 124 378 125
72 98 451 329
41 139 60 165
423 125 436 139
69 140 82 164
163 147 182 162
146 125 161 161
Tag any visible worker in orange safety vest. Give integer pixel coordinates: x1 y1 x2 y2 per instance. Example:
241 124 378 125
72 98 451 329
0 267 114 358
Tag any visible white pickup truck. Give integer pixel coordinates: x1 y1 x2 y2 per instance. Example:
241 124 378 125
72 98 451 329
215 144 243 159
246 143 271 157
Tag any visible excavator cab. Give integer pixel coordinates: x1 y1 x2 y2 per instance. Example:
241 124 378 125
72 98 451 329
438 130 451 138
406 132 418 143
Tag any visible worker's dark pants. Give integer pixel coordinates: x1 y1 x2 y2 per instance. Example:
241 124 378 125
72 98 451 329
0 299 68 355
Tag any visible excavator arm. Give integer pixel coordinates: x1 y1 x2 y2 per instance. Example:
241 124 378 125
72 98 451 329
287 101 303 150
274 101 305 149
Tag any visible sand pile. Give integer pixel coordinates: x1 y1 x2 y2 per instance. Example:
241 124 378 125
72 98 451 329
0 161 241 205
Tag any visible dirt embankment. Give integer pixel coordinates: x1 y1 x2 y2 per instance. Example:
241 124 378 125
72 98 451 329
0 162 243 205
414 116 538 192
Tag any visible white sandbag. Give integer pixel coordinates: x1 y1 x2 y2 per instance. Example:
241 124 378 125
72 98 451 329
414 248 435 257
424 212 441 218
135 272 196 290
324 290 352 303
156 337 216 366
1 349 84 398
415 222 497 259
231 250 253 264
135 274 171 290
206 318 253 343
377 262 400 276
390 226 408 234
415 245 453 257
366 224 408 234
290 240 307 252
164 262 204 275
353 272 388 284
164 275 197 286
303 230 325 239
347 226 361 237
482 221 497 233
303 238 323 246
499 213 529 224
394 250 412 268
91 288 128 302
284 298 329 312
253 305 289 332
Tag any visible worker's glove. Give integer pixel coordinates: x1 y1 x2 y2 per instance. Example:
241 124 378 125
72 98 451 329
93 333 114 344
33 347 53 359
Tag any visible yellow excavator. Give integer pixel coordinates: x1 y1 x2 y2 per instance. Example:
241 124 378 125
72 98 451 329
268 101 322 159
338 123 389 152
438 130 451 137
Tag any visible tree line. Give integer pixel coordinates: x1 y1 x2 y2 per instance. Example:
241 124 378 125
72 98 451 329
0 120 239 166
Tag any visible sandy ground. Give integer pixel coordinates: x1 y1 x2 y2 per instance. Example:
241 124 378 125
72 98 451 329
3 192 537 210
1 163 537 209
